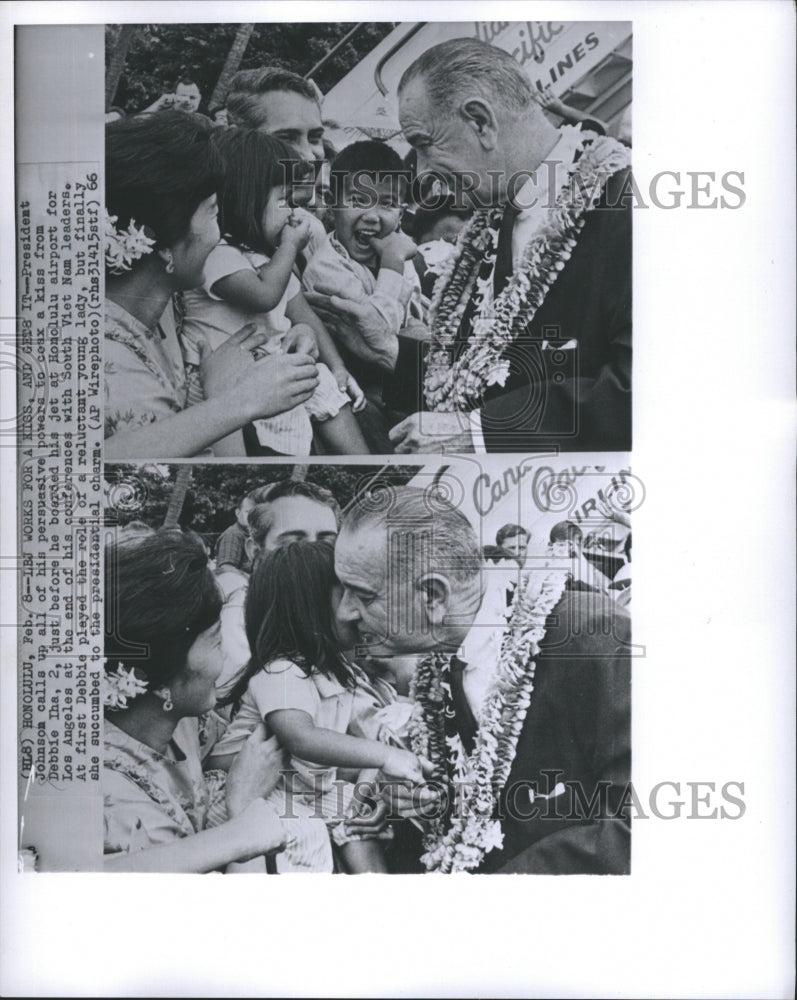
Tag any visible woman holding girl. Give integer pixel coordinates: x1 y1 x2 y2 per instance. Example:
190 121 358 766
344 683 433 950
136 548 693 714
181 128 368 455
104 111 320 458
103 529 293 872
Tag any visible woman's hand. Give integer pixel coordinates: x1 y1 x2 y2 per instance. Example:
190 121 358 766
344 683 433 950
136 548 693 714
232 798 287 859
226 724 286 817
198 323 270 398
199 324 320 420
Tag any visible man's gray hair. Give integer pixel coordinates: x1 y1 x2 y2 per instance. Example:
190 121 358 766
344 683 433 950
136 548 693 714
398 37 536 117
341 485 482 584
226 67 319 128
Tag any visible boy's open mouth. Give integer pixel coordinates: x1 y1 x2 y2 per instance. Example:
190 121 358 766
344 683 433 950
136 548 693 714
353 229 379 250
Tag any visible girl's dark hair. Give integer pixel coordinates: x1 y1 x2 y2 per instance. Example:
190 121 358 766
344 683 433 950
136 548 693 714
211 127 313 254
104 529 222 689
105 110 224 250
225 540 353 708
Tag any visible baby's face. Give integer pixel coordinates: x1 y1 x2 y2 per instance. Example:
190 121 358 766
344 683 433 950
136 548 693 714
333 176 403 267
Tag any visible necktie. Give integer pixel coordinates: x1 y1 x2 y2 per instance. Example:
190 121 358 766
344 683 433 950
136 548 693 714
493 202 521 297
448 655 478 756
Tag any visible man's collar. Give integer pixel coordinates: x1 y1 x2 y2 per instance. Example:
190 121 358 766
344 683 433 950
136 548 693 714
509 125 585 216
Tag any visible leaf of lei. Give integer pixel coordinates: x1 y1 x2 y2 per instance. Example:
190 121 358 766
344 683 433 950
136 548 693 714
411 568 571 873
424 135 631 412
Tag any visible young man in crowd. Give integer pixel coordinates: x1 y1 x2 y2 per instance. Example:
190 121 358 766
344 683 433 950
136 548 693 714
214 494 255 576
215 481 342 696
496 523 531 567
226 67 325 162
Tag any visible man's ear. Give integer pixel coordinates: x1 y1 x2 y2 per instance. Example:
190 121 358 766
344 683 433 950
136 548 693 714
417 572 452 628
460 97 499 151
244 536 257 563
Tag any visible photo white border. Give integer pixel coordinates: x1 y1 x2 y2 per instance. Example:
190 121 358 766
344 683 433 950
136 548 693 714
1 2 794 997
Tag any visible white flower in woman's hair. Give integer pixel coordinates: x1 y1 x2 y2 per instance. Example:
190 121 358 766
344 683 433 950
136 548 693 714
103 662 148 710
104 211 156 274
418 239 457 275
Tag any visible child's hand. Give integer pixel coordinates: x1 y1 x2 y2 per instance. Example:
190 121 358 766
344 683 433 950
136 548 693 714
334 369 366 412
283 322 319 360
380 746 429 782
279 211 312 253
372 231 418 272
532 84 566 116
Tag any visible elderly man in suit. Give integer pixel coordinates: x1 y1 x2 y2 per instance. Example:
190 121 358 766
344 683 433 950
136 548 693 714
319 37 630 454
336 486 631 874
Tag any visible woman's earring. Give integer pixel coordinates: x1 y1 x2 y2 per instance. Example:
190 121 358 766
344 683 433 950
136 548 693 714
164 251 175 275
155 687 174 712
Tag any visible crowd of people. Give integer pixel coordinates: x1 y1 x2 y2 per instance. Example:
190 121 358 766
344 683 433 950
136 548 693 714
104 38 632 458
101 33 634 876
104 478 633 874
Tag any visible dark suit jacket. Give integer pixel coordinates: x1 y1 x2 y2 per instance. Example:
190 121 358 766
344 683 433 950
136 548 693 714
385 168 632 452
479 589 632 874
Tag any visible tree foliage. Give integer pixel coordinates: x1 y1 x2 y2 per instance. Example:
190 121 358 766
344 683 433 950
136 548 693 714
104 463 420 546
105 22 394 114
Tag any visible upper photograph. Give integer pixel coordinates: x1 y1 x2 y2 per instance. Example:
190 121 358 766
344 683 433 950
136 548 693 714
103 20 632 459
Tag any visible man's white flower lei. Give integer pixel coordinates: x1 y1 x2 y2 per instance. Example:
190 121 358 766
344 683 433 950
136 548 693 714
424 134 631 412
408 567 570 873
105 211 156 274
418 239 458 276
104 663 149 710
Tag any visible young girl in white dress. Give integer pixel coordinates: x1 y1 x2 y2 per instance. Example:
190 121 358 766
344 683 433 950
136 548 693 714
181 129 367 456
208 540 423 873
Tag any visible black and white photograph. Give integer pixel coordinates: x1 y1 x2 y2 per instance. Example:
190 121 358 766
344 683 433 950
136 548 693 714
98 457 634 875
2 2 794 998
100 19 632 458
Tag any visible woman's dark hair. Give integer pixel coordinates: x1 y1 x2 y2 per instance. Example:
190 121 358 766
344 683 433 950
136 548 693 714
224 540 353 708
211 127 313 254
105 110 224 250
104 529 222 689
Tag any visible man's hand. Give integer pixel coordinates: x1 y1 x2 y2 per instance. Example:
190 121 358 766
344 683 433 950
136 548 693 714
141 92 179 114
389 412 475 453
381 776 443 823
595 492 633 528
380 748 434 783
304 288 399 370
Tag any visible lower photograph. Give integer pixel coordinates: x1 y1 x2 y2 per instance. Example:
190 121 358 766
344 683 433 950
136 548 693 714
101 454 636 874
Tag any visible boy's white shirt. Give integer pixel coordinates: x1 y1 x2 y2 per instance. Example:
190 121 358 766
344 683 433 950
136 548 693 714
302 230 424 340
